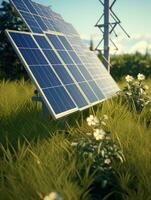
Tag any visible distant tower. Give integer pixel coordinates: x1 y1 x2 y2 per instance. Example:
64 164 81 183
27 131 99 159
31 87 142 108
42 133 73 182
95 0 130 72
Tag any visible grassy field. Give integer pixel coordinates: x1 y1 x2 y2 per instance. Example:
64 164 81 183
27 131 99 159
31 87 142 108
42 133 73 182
0 80 151 200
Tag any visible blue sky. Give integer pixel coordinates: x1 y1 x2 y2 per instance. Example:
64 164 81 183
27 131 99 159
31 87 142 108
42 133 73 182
1 0 151 54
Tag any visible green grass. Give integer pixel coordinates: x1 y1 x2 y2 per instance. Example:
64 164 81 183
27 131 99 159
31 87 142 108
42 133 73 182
0 80 151 200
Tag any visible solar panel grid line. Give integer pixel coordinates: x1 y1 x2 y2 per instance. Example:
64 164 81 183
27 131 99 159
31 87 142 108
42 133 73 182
32 2 45 16
10 0 40 33
29 33 88 110
91 72 119 97
94 79 119 98
44 31 64 36
58 37 99 67
19 10 50 33
5 30 58 117
23 0 75 34
31 33 90 109
6 30 78 114
23 0 38 14
31 13 62 32
14 32 80 115
56 34 110 100
10 0 80 36
28 1 80 35
6 30 78 119
45 34 103 107
59 24 79 36
65 39 95 64
46 34 103 101
65 36 116 72
37 34 94 110
33 15 52 32
56 35 107 102
65 36 119 97
9 0 29 12
10 0 56 33
32 2 63 20
7 0 120 119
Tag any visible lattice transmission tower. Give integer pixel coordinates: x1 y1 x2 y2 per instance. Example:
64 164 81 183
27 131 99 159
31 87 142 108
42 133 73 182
95 0 130 72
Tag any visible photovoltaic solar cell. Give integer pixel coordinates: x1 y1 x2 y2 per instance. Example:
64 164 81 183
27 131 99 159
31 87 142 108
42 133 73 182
6 0 120 119
65 35 119 97
7 31 78 118
46 34 105 102
48 33 105 103
33 34 89 108
10 0 80 35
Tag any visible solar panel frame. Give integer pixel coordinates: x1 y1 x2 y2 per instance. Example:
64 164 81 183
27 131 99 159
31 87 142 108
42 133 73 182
10 0 81 35
32 33 91 110
10 0 36 32
7 0 120 119
6 30 96 112
47 33 116 101
9 0 29 12
6 30 79 119
45 33 103 107
65 34 120 97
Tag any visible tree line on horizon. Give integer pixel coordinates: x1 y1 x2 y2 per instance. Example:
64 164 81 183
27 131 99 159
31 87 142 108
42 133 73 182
0 0 151 81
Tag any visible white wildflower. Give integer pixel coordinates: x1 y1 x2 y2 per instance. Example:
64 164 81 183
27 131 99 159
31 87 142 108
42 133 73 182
101 121 106 126
43 192 62 200
93 129 106 140
87 115 99 126
140 89 146 95
44 196 51 200
86 132 92 136
145 101 150 106
101 150 105 157
106 136 110 140
118 155 124 163
144 85 149 90
103 115 108 120
140 88 144 94
126 92 132 96
71 142 78 147
134 81 139 85
125 75 134 82
104 158 111 165
96 135 105 140
93 129 100 137
137 73 145 81
37 160 41 165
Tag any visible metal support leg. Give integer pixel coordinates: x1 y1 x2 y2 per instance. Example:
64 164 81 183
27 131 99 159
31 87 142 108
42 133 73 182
42 101 50 117
32 91 50 118
103 0 110 72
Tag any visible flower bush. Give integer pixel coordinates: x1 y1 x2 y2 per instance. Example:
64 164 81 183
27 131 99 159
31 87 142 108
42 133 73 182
122 73 151 112
71 114 124 188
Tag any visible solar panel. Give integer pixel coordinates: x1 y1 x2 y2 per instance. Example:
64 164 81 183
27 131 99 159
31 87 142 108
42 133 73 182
32 34 90 108
6 0 120 119
10 0 73 34
65 35 119 97
46 34 105 101
6 31 79 118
